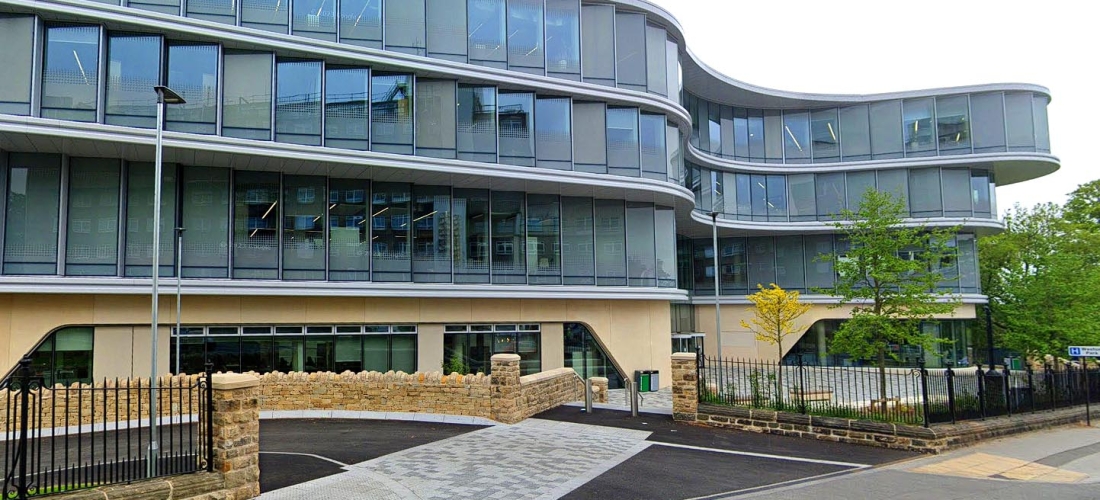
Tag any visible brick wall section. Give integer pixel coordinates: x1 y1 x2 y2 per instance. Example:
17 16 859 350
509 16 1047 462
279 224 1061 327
0 375 203 432
211 373 261 500
518 368 585 419
671 353 698 421
590 377 608 404
256 371 492 418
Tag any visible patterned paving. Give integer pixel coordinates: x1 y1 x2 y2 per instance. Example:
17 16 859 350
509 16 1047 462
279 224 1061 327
911 452 1089 483
259 419 653 500
604 387 673 411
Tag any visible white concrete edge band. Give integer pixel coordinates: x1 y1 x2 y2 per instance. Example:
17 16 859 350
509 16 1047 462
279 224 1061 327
650 441 873 469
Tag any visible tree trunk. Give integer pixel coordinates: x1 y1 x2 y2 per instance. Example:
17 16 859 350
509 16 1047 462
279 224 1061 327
877 345 888 411
776 339 784 409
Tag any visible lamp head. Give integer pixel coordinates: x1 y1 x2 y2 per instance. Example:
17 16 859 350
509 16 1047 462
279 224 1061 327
154 86 186 105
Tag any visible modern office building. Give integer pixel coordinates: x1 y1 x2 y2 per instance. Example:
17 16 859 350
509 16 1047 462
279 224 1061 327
0 0 1056 388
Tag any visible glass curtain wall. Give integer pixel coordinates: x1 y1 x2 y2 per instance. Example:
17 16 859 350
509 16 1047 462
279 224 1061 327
534 97 572 170
498 92 535 166
412 185 452 282
180 166 230 278
415 80 457 159
607 107 640 177
936 95 970 153
0 16 34 116
65 158 120 276
41 25 100 122
339 0 383 48
468 0 506 68
125 162 177 277
595 199 626 286
371 182 412 281
457 85 497 162
560 196 594 285
186 0 235 24
507 0 544 74
573 102 607 174
526 194 561 284
371 74 414 154
490 191 526 284
384 0 426 56
324 67 370 150
292 0 337 40
105 35 161 128
452 188 490 283
166 44 219 134
614 12 646 92
223 51 274 140
328 178 370 280
242 0 289 32
3 154 61 275
580 4 615 87
275 59 323 146
233 170 280 279
426 0 467 62
545 0 580 80
282 175 326 280
564 323 624 388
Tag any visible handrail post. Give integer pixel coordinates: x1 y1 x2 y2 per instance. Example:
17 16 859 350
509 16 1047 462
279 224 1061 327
1003 364 1012 416
584 378 592 414
919 358 930 428
205 362 214 473
977 364 987 420
16 356 32 500
630 379 639 417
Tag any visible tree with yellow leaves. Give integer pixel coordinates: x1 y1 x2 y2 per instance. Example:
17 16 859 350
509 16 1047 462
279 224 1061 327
740 283 812 404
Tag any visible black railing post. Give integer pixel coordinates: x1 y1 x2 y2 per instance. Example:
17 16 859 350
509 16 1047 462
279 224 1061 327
977 363 987 420
696 346 703 403
919 358 930 428
14 356 33 500
946 366 956 425
797 354 807 415
1026 364 1035 412
1003 364 1012 416
1047 363 1057 410
205 362 215 473
1084 359 1092 426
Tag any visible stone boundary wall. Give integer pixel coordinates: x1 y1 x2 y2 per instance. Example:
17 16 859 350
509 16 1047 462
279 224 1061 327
671 353 1100 454
0 374 204 432
256 370 493 418
519 368 585 419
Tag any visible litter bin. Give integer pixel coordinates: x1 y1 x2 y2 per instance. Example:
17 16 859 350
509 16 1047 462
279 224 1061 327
634 370 650 392
647 370 659 391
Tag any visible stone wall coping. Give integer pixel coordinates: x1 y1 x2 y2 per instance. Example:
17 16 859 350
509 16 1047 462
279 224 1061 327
672 352 697 361
590 377 609 383
259 410 499 426
491 353 522 362
520 368 577 384
211 373 261 390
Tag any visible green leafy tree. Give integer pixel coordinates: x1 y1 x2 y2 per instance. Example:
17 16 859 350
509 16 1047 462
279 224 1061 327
442 351 469 375
822 189 960 405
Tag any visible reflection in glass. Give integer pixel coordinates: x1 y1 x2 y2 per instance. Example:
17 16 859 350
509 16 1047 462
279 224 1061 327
564 323 624 388
775 236 805 291
766 175 786 221
223 52 273 140
186 0 236 24
468 0 506 67
452 189 490 283
561 197 594 285
491 191 526 284
498 92 535 166
412 185 452 282
764 110 784 162
242 0 289 32
105 35 161 128
845 171 875 211
750 174 767 221
903 98 936 155
595 199 626 286
626 204 655 287
125 162 177 277
340 0 382 48
535 97 572 170
507 0 544 72
527 195 561 284
324 67 370 150
384 0 426 56
640 113 667 180
810 108 839 162
371 182 412 281
241 335 274 372
457 85 497 162
42 26 100 122
655 207 676 288
607 108 640 177
788 174 815 222
328 178 370 280
782 111 811 163
545 0 580 79
971 170 992 216
1034 94 1050 152
371 74 414 154
233 171 280 279
748 237 776 291
292 0 336 40
816 172 845 220
615 12 646 91
4 154 61 275
181 166 230 278
936 95 970 153
747 109 766 162
65 159 120 276
167 44 219 134
276 60 322 146
804 235 834 290
282 175 325 280
646 25 667 96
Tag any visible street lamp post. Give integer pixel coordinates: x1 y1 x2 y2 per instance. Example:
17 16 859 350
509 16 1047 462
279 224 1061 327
150 85 185 479
708 211 722 361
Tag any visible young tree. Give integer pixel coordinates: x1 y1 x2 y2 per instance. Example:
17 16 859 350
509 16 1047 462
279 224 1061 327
740 283 811 404
823 189 960 406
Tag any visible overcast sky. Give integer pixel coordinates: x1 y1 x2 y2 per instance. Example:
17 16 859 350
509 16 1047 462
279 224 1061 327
648 0 1096 214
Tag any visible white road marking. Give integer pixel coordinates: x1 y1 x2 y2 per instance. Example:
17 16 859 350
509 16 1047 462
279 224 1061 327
649 441 873 468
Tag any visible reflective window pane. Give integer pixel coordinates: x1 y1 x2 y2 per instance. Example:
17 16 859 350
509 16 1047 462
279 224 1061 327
233 171 279 279
186 0 236 24
468 0 506 68
223 52 273 141
655 206 676 288
412 185 452 282
607 107 640 177
942 168 972 217
788 174 815 222
750 174 766 221
903 98 935 155
457 85 497 162
573 102 607 174
325 67 370 150
748 237 775 290
561 197 594 285
371 182 412 281
292 0 336 40
971 169 991 217
615 12 646 92
242 0 289 32
666 122 682 184
876 169 909 214
763 110 783 162
125 162 176 277
595 199 625 286
498 92 535 166
339 0 382 48
167 44 218 134
4 154 61 275
1034 94 1050 152
645 24 667 96
130 0 180 15
665 38 679 100
491 191 526 284
816 172 845 220
275 59 322 146
535 96 572 170
640 113 666 180
909 168 942 217
783 111 811 163
371 74 413 154
845 171 875 211
775 236 805 291
869 100 903 159
804 234 834 290
415 80 457 159
936 95 970 153
839 105 870 161
452 188 489 283
766 175 786 221
581 4 615 86
241 335 274 373
747 109 766 162
508 0 544 73
328 178 370 280
810 108 839 162
1004 92 1035 151
732 108 749 161
626 203 655 287
384 0 426 56
718 237 747 294
426 0 466 62
105 35 161 128
707 101 721 155
527 194 561 284
65 159 119 276
181 166 230 278
42 26 100 122
545 0 580 79
282 175 325 280
0 16 34 115
972 92 1007 153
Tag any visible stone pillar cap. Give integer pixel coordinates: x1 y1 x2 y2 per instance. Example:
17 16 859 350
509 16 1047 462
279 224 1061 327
590 377 609 383
672 352 697 361
211 373 261 390
490 353 521 362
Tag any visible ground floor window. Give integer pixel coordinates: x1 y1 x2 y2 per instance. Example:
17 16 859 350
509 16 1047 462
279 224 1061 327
672 333 705 356
170 324 417 374
26 327 94 386
443 324 541 375
783 319 974 368
564 323 625 389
